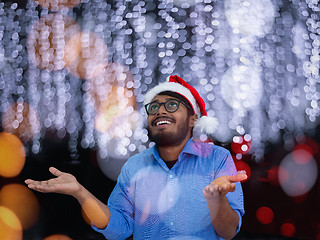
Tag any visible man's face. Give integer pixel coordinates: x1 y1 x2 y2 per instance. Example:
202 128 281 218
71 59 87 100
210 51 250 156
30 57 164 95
147 94 195 147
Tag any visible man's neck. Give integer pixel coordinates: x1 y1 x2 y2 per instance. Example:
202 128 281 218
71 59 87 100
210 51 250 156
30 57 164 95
157 138 190 161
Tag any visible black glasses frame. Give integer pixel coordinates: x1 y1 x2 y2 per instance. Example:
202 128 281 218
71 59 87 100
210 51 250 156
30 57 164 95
145 99 192 115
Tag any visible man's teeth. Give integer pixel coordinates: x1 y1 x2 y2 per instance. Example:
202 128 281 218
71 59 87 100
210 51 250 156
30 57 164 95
156 120 171 126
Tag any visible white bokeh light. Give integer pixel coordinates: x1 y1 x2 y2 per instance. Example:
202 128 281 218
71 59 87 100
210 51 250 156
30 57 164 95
224 0 276 36
221 65 263 110
279 149 318 197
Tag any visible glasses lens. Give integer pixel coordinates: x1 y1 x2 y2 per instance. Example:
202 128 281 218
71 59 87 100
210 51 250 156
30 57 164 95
147 102 159 115
165 100 179 112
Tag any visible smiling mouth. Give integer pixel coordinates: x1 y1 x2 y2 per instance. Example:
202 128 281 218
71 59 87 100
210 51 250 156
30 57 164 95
156 120 172 126
152 117 175 126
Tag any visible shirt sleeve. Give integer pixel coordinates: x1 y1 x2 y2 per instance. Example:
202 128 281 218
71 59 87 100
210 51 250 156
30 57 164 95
92 164 134 240
214 150 245 234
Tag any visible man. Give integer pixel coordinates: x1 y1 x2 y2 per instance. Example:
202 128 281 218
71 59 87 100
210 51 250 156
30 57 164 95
25 75 247 239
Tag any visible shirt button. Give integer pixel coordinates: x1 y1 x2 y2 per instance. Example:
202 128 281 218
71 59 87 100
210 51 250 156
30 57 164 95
170 222 174 226
169 174 173 179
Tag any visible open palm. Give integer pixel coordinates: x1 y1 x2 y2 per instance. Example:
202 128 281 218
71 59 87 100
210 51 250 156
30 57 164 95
25 167 81 196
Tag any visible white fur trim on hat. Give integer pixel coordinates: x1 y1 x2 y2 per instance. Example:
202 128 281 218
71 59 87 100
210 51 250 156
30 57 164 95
194 115 219 135
143 81 200 116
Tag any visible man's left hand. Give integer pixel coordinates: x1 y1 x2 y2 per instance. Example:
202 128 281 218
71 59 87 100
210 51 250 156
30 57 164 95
203 171 247 199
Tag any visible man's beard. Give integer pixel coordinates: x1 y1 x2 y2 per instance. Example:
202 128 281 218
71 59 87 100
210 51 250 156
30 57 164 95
148 119 190 147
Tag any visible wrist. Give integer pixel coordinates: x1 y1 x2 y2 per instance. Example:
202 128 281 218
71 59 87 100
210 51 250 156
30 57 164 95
72 183 85 199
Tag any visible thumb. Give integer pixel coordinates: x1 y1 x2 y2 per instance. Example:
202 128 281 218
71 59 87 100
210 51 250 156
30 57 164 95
227 171 248 183
49 167 63 177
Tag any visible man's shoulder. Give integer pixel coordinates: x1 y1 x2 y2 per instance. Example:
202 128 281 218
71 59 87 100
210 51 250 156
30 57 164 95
123 147 154 167
191 140 230 157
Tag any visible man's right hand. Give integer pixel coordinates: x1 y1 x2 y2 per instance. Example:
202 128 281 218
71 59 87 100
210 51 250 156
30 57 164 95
25 167 81 197
25 167 111 229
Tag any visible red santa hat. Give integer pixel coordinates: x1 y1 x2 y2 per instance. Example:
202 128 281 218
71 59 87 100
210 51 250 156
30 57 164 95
144 75 218 134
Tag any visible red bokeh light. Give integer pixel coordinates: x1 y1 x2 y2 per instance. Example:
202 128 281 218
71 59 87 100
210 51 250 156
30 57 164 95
231 134 252 154
280 222 296 237
234 160 251 182
292 144 313 164
256 206 274 225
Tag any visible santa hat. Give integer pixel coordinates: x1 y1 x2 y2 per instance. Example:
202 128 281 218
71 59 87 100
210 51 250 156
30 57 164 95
143 75 218 134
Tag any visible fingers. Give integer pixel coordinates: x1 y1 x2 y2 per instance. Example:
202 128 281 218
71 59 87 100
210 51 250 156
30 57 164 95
226 171 248 183
203 182 236 199
203 185 220 199
25 179 54 193
49 167 63 177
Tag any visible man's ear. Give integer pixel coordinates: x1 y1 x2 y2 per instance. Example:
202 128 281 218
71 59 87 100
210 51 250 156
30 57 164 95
189 114 198 127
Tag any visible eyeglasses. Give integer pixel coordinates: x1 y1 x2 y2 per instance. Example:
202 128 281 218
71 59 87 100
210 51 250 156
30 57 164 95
145 99 192 115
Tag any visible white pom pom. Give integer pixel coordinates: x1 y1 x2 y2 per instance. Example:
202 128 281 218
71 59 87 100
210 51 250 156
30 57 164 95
194 116 219 134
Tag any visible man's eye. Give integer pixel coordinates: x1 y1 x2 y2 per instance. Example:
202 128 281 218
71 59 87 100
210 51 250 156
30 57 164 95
168 101 178 107
150 104 159 110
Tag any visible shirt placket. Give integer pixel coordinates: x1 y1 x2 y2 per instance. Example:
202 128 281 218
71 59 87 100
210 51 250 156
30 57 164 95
167 172 175 230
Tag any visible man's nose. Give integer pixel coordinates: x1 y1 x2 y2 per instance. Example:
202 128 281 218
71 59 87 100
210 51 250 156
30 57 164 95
157 104 167 115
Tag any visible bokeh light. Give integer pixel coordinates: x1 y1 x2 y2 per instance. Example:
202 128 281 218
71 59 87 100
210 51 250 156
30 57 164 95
224 0 276 36
27 13 81 71
1 101 40 142
0 0 318 163
280 222 296 237
0 183 40 229
80 198 108 229
231 134 252 154
0 206 22 240
35 0 81 12
97 150 127 182
43 234 73 240
172 0 197 8
221 65 263 111
256 206 274 225
278 147 318 197
233 160 251 182
0 132 25 178
86 63 135 115
64 32 108 80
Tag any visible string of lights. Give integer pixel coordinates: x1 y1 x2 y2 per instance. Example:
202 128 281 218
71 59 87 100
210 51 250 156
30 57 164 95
0 0 319 165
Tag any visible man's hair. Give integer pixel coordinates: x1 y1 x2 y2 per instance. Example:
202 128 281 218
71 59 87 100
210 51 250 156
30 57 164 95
158 91 195 116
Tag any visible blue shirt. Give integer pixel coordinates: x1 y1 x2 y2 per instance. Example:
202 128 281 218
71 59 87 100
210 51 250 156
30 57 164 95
93 139 244 239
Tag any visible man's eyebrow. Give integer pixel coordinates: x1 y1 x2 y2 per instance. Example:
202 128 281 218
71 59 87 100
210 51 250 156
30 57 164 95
165 97 178 101
151 97 177 102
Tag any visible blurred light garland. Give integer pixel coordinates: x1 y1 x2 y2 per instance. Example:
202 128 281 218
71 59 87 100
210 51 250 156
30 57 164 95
0 0 319 164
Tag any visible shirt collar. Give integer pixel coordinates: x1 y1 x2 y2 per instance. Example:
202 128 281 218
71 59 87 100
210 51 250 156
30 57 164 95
151 138 200 162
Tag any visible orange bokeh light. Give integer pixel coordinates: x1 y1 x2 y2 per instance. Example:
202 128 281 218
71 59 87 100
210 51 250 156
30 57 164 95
1 102 40 142
85 63 136 133
256 206 274 225
43 234 73 240
64 32 108 80
0 184 40 229
35 0 81 11
0 132 26 178
0 206 23 240
94 85 136 133
27 13 81 71
80 198 108 229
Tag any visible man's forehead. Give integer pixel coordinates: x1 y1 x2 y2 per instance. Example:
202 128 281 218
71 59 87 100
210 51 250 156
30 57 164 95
151 94 178 102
